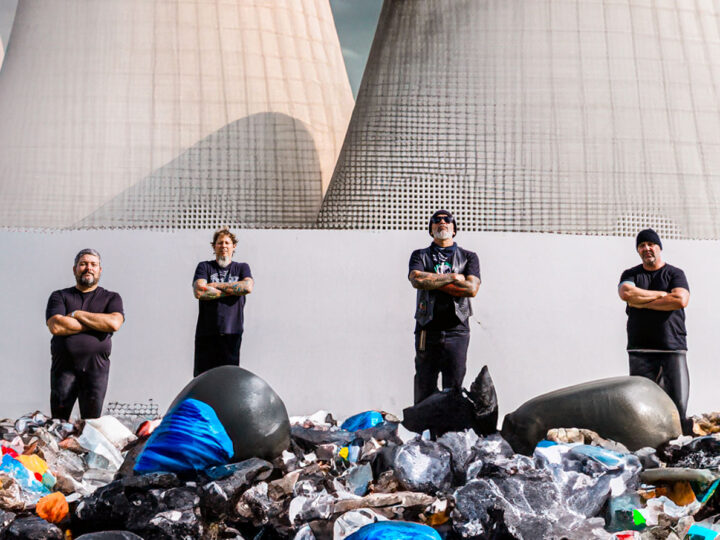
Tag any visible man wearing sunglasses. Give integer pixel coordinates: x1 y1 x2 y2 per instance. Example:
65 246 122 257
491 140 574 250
408 210 481 404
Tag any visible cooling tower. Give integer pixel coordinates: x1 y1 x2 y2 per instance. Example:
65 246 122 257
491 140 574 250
319 0 720 239
0 0 353 229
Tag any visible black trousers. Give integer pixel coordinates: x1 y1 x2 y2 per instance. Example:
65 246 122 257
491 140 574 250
194 334 242 377
50 358 110 420
628 351 690 422
414 329 469 404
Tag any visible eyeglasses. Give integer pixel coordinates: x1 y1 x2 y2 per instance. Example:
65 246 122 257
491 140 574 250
431 216 452 224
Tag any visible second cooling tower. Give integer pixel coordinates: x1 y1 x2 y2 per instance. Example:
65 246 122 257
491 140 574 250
319 0 720 239
0 0 353 229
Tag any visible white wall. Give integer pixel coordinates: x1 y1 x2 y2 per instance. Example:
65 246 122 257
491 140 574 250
0 230 717 424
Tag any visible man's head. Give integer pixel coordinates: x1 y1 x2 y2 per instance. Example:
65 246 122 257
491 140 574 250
428 210 457 241
211 227 238 265
636 228 663 268
73 248 102 289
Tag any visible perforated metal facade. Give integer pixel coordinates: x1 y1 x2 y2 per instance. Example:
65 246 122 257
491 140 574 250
318 0 720 239
0 0 353 229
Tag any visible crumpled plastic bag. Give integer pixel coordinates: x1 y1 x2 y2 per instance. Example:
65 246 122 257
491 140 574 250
134 398 233 473
390 439 452 494
346 521 441 540
36 492 69 524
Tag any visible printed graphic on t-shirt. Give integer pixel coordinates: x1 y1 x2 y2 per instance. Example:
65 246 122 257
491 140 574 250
431 250 453 274
210 270 239 283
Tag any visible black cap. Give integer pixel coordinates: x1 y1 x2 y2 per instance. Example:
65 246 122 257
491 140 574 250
428 209 457 237
636 228 662 250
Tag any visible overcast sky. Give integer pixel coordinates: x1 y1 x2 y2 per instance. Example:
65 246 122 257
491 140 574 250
0 0 381 97
330 0 384 96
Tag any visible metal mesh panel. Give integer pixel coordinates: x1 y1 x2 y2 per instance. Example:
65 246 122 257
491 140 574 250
0 0 353 230
318 0 720 239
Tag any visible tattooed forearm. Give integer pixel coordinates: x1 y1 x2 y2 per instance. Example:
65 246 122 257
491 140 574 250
214 278 253 296
194 280 227 300
409 270 460 290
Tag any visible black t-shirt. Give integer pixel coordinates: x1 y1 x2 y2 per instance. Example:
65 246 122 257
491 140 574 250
193 260 253 336
408 243 481 331
45 286 124 370
619 263 689 351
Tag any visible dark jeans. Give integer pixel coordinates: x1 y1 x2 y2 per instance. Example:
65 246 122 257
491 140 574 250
50 358 110 420
414 329 469 404
194 334 242 377
628 351 690 423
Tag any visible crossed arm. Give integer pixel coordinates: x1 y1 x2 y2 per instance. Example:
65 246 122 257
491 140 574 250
47 311 124 336
408 270 480 297
618 282 689 311
193 278 254 300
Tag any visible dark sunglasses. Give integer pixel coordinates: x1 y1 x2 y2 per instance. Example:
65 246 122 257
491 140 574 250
431 216 452 224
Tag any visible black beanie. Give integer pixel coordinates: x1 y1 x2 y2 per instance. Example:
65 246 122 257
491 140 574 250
428 210 457 236
636 228 662 250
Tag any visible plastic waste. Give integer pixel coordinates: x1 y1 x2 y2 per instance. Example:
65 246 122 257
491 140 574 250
342 412 384 432
4 515 63 539
338 463 373 496
391 439 452 494
36 492 69 524
403 366 498 437
686 524 720 539
345 521 441 540
0 454 50 502
293 525 316 540
75 533 145 540
84 416 137 450
659 435 720 469
134 398 233 473
76 422 124 471
15 454 55 489
339 439 364 463
168 366 290 462
501 376 682 454
334 509 387 540
605 493 645 532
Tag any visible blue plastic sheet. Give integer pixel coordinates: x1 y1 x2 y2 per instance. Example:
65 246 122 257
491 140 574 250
346 521 441 540
341 411 384 432
134 398 233 473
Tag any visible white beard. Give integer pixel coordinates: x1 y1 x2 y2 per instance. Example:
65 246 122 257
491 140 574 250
433 229 452 241
216 256 232 267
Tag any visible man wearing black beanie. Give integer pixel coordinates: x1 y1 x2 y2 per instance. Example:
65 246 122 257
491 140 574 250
408 210 481 405
618 229 691 432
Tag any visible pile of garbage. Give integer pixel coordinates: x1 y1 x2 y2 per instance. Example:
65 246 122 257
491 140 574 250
1 408 720 539
2 365 720 539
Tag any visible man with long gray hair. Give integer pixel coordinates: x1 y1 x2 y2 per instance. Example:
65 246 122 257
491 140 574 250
46 249 125 420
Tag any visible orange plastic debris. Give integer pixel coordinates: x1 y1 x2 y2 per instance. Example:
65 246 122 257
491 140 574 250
36 492 69 524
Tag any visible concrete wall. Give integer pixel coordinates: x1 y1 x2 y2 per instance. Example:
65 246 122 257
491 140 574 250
0 230 716 424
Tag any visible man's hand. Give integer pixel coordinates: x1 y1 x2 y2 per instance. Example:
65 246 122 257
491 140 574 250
619 283 689 311
409 270 461 290
211 278 254 296
72 311 124 332
440 275 480 297
47 314 87 336
194 279 226 300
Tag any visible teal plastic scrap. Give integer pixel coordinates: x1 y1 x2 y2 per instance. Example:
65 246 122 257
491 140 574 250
686 523 720 540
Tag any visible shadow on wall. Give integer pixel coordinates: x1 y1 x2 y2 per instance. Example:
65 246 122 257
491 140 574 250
77 112 323 229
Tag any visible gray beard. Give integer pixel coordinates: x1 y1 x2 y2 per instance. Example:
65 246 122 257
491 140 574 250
216 256 232 268
433 230 452 241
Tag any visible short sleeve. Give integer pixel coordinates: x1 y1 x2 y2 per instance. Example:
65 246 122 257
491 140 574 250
669 267 689 292
107 293 124 317
619 268 635 286
465 252 481 281
193 262 209 284
238 263 252 280
408 250 424 276
45 290 66 322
